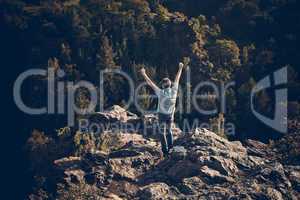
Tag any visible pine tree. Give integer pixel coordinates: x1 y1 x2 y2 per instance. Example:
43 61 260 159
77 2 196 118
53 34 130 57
96 35 118 71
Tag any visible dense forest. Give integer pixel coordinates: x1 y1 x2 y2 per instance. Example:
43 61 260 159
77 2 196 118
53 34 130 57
2 0 300 199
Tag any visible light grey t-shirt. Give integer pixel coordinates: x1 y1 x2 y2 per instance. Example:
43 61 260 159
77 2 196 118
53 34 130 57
155 84 178 115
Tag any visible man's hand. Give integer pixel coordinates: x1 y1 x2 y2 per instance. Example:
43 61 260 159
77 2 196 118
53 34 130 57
140 67 146 76
140 67 160 91
179 62 184 69
174 62 185 85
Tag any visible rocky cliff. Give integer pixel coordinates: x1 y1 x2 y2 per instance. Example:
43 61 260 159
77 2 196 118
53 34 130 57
28 106 300 200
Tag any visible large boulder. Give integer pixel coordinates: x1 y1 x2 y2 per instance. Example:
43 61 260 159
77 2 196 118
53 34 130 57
89 105 141 125
176 128 247 156
176 128 247 163
177 128 265 171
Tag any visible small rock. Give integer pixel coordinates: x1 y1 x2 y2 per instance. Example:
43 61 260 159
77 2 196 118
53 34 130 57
170 146 187 160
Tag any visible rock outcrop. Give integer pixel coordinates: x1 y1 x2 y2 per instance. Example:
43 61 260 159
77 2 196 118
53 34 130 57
36 106 299 199
90 105 140 124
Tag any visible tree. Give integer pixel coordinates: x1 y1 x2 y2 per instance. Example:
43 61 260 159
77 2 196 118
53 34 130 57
207 39 241 82
96 35 118 71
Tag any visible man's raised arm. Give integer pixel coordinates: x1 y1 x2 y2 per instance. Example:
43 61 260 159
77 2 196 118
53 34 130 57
140 68 160 92
174 62 185 87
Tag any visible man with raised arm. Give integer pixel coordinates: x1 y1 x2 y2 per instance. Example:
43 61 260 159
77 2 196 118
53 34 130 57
140 62 185 157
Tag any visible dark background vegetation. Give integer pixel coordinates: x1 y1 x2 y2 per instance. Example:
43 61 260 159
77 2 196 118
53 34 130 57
1 0 300 199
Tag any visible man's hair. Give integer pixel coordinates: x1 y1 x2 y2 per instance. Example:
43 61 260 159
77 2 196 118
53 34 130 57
161 77 172 89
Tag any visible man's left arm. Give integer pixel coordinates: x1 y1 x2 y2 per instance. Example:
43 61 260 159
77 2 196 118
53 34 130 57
174 62 185 88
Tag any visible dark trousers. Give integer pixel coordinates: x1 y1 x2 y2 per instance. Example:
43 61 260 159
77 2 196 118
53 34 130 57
158 113 174 155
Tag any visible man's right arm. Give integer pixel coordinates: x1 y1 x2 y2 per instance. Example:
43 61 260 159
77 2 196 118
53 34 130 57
140 68 160 92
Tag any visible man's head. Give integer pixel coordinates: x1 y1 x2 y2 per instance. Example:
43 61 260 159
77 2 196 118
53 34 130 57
161 77 172 89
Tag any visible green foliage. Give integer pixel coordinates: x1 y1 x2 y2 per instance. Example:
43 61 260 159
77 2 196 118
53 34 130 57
3 0 299 142
208 39 241 69
73 130 125 155
157 4 172 22
96 35 118 71
73 131 97 155
56 127 71 137
97 132 123 153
